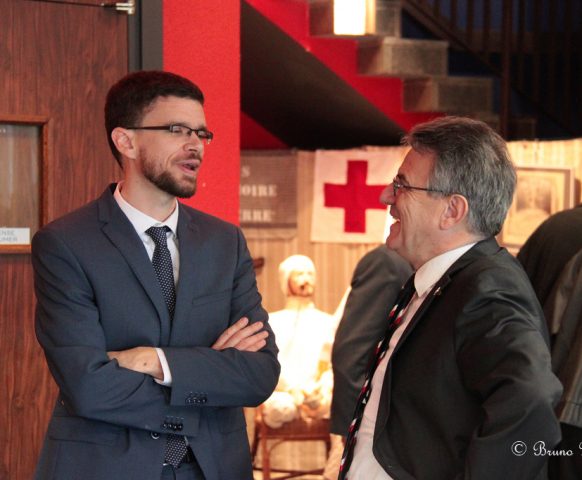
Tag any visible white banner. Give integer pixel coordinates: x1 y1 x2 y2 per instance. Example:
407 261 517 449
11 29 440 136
311 147 406 243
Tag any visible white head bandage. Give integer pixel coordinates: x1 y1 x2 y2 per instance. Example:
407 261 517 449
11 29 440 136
278 255 316 295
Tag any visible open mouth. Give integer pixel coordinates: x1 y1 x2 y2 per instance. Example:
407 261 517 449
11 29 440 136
390 207 400 222
178 160 200 173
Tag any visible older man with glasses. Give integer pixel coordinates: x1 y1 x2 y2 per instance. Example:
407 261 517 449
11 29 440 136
338 116 562 480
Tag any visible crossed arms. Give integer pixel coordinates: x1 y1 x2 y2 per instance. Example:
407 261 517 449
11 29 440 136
108 317 269 380
32 223 279 435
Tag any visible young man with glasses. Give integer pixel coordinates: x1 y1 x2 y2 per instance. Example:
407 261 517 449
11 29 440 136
338 116 562 480
32 71 280 479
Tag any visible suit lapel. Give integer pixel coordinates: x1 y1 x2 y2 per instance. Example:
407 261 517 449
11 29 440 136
97 185 172 344
373 277 452 436
394 238 501 353
172 204 202 333
391 275 451 357
374 238 502 435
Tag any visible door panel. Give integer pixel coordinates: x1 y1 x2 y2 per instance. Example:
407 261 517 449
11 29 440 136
0 1 128 478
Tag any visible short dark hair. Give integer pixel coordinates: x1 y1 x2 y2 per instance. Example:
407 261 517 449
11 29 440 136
404 116 516 237
104 70 205 166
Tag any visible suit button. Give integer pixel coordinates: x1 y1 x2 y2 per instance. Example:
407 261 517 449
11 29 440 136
150 432 160 440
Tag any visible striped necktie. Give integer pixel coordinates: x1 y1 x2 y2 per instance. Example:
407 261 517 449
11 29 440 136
338 274 416 479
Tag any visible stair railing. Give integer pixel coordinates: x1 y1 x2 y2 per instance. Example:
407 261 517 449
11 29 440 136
401 0 582 138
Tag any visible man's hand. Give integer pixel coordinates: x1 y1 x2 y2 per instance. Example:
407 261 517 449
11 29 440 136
108 318 267 380
212 317 268 352
107 347 163 380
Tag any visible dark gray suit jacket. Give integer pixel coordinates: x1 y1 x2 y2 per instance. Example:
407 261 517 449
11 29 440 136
330 246 412 435
32 185 280 480
544 248 582 428
518 204 582 306
372 239 562 480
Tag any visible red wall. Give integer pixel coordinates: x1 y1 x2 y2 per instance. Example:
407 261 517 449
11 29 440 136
163 0 240 224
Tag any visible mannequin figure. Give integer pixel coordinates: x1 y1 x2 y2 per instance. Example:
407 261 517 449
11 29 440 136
262 255 336 428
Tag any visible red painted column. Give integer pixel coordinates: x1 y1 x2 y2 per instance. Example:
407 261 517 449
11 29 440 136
163 0 240 224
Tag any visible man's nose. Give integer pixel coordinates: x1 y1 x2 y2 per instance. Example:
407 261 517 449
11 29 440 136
184 133 203 151
379 184 395 206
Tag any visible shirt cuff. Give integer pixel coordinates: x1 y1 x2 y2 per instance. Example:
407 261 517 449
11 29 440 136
155 348 172 386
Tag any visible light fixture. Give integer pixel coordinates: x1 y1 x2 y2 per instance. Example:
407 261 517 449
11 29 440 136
333 0 372 35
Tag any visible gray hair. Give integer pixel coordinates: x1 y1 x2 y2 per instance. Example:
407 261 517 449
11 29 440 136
404 116 516 237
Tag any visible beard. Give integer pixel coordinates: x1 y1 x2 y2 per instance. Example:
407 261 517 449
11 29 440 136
144 169 197 198
140 149 198 199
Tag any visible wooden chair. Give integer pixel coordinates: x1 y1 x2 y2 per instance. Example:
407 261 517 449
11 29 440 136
251 405 332 480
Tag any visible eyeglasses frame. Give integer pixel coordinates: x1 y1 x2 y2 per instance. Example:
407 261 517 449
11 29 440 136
392 177 452 197
124 124 214 144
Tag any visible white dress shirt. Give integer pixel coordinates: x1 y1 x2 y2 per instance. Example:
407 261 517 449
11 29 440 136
113 183 179 385
348 243 476 479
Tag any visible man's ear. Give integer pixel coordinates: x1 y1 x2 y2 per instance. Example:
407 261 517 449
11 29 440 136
111 127 138 160
441 194 469 230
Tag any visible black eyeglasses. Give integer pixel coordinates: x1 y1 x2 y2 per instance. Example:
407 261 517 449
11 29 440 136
124 124 214 144
392 177 450 196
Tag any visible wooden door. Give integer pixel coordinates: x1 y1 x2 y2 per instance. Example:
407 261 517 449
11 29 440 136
0 1 128 478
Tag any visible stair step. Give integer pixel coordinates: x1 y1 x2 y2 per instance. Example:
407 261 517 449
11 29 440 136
308 0 333 36
310 0 401 37
358 37 448 77
375 0 402 37
404 76 493 113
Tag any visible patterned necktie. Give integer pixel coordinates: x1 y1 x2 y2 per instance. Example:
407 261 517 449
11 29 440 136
338 274 416 479
146 226 176 318
145 226 188 468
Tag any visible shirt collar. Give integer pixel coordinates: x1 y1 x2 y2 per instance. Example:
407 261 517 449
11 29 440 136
414 242 477 297
113 182 179 235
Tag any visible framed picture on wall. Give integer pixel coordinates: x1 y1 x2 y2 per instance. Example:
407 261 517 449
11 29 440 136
501 166 575 248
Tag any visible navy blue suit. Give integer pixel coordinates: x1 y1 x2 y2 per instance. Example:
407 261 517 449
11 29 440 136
32 185 280 479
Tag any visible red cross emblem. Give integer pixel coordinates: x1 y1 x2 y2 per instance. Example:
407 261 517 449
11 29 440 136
324 160 386 233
